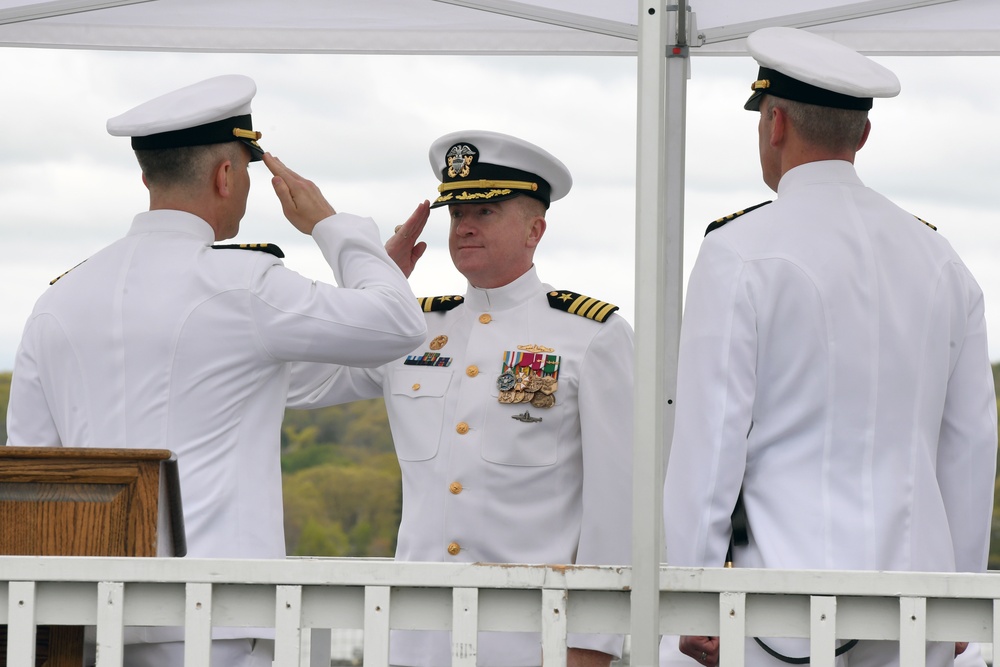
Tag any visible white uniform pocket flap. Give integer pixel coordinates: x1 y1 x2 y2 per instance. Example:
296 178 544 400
389 368 453 398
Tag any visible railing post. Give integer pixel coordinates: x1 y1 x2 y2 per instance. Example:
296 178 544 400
95 581 125 667
993 599 1000 662
899 596 927 667
363 585 391 667
451 587 478 667
275 584 304 666
718 591 746 667
541 589 568 667
7 581 37 667
185 582 214 667
809 595 837 667
307 628 332 667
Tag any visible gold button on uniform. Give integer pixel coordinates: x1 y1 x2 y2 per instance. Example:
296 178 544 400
449 481 463 495
456 422 470 434
466 365 479 377
447 542 461 556
478 313 492 324
411 383 421 391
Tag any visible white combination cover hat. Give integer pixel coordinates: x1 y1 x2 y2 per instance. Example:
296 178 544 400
744 27 900 111
107 74 264 160
428 130 572 209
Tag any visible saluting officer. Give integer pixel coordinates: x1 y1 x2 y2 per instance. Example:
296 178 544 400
6 74 426 667
301 130 635 667
661 27 996 667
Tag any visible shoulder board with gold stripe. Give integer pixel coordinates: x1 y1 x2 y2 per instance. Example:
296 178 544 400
418 295 465 312
547 290 619 323
49 260 87 286
212 243 285 258
915 215 937 231
705 200 772 236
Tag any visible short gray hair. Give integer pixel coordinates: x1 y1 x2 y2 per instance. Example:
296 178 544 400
766 96 868 153
513 194 548 218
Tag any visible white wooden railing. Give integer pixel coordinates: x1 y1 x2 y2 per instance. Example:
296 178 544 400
1 556 997 666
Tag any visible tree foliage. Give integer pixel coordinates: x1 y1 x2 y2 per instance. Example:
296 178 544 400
282 449 401 557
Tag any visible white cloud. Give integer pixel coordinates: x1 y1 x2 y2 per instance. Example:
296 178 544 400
2 47 1000 374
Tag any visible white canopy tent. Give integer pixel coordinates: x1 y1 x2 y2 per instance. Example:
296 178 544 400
2 1 1000 55
2 2 999 665
0 0 637 53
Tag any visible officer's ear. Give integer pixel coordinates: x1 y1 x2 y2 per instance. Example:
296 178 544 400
214 159 235 198
768 104 787 147
856 119 872 152
526 216 546 249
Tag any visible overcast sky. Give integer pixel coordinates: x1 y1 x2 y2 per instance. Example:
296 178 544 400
2 46 998 373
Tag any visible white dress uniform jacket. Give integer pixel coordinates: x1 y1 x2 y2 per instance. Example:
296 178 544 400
293 267 634 666
661 161 996 666
6 209 426 640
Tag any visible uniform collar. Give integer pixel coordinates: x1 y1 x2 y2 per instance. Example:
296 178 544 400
127 210 216 244
777 160 863 197
463 266 541 312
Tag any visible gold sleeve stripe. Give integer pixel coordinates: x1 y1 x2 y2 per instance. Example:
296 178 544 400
546 290 619 323
704 200 772 236
591 301 619 322
49 260 87 285
572 296 617 322
417 295 465 312
568 295 597 316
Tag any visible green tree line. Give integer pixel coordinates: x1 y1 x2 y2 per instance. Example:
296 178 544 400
3 370 1000 566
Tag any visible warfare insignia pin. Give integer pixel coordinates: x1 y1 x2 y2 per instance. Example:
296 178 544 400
429 335 449 350
446 143 476 179
517 344 555 353
512 411 543 424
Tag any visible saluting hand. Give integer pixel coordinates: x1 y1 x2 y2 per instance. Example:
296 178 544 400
385 200 430 278
263 152 336 235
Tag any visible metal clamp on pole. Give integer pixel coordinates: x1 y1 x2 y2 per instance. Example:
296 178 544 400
664 3 694 57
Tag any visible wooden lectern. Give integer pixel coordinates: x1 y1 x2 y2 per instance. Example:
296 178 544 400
0 447 186 667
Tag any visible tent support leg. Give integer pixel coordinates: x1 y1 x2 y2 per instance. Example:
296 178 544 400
632 0 689 665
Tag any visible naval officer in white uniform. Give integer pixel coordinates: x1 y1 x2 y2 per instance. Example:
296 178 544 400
5 74 427 666
294 130 634 667
661 27 996 667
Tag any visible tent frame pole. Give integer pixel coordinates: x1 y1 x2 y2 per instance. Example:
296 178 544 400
632 1 688 664
431 0 638 40
697 0 958 45
0 0 155 26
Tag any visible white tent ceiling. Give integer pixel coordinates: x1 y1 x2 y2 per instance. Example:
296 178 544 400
1 2 997 666
0 0 999 55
